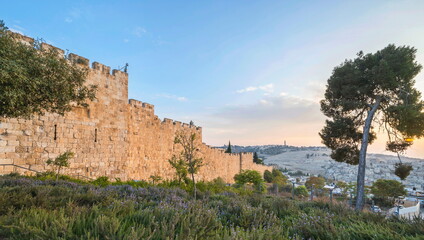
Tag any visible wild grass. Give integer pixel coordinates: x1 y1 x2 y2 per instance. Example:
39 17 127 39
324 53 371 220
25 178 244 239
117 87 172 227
0 174 422 239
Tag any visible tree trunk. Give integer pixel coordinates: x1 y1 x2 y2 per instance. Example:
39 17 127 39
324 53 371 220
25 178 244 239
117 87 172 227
355 99 381 211
191 173 196 199
56 166 61 182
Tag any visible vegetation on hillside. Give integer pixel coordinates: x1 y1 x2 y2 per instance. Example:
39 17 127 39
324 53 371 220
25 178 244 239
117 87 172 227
371 179 408 207
0 174 423 240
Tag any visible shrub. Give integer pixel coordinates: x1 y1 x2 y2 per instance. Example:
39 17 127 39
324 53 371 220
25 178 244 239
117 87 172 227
234 170 263 186
91 176 111 187
264 170 273 183
295 186 309 197
0 175 422 239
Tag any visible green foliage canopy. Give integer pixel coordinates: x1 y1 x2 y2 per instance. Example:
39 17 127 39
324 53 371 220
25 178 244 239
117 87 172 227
371 179 406 199
320 44 424 210
271 169 287 185
0 20 96 119
173 130 203 198
46 151 74 181
168 155 189 183
234 170 263 186
394 163 413 180
320 45 424 165
263 169 288 185
263 170 273 183
46 151 73 169
253 152 263 164
294 185 309 197
305 176 325 190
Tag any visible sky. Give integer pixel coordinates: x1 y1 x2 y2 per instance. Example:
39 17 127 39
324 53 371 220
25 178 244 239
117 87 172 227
2 1 424 157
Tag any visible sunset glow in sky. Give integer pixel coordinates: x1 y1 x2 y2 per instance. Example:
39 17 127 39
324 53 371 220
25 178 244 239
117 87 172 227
2 1 424 157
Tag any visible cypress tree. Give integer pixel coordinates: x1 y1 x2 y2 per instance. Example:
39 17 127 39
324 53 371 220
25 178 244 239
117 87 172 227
253 152 263 164
225 141 232 153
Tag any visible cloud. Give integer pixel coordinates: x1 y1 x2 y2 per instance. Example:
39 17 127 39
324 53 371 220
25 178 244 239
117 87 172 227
157 93 188 102
236 86 257 93
258 83 274 93
65 8 82 23
123 39 130 43
236 83 274 93
200 93 325 146
177 97 188 102
133 26 147 38
9 25 25 34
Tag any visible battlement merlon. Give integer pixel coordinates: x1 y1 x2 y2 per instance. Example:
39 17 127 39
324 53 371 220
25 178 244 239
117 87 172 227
68 53 90 67
129 99 143 107
41 43 65 56
92 62 111 75
161 118 201 133
162 118 173 124
173 121 182 127
141 102 154 112
240 152 254 158
11 33 64 56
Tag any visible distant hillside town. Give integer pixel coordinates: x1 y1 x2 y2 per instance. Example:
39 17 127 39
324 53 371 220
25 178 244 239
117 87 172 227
217 144 424 189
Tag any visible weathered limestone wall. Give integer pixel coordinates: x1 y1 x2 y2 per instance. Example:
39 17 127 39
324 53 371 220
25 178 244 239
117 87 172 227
0 34 272 182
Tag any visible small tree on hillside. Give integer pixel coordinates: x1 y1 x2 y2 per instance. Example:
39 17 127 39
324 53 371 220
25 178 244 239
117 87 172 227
271 169 288 185
263 170 273 183
371 179 406 204
46 151 74 181
336 181 349 197
320 45 424 210
0 21 96 119
173 130 203 198
168 155 189 183
295 185 309 198
234 170 265 193
305 176 325 190
225 141 232 153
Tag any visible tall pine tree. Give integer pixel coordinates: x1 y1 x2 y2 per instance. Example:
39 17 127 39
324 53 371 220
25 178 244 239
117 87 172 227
320 44 424 210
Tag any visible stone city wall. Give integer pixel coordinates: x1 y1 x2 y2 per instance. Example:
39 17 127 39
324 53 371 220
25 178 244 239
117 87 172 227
0 33 272 182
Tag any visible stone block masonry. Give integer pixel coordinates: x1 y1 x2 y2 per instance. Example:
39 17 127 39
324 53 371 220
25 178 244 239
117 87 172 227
0 33 272 182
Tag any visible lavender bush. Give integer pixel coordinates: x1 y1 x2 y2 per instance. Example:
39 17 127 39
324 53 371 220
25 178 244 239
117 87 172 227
0 174 423 239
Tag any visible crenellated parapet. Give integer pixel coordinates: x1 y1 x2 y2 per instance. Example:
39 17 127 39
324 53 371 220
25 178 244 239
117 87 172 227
1 31 272 183
92 62 111 75
162 118 173 124
10 32 128 80
68 53 90 66
129 99 155 116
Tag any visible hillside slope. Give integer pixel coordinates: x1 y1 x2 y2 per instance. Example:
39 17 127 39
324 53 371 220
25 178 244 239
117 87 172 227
217 145 424 188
